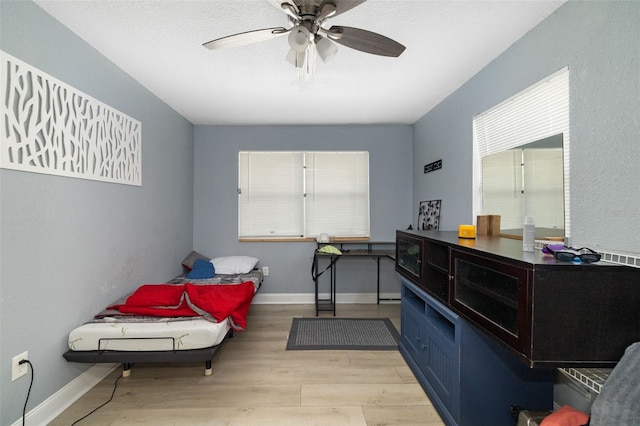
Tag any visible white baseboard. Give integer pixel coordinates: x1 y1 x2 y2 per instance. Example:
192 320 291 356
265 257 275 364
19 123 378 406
252 292 400 304
13 363 118 426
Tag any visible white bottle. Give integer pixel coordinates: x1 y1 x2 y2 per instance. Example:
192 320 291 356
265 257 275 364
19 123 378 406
522 216 535 252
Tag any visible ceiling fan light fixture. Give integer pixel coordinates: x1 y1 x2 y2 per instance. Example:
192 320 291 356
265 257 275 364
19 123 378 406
315 36 338 63
203 1 405 81
288 25 310 53
286 48 305 68
300 43 317 82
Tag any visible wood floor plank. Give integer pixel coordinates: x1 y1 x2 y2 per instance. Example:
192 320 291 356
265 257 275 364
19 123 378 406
362 405 445 425
51 303 445 426
395 365 420 383
216 345 353 367
113 406 368 425
344 351 406 367
210 364 406 385
301 383 431 407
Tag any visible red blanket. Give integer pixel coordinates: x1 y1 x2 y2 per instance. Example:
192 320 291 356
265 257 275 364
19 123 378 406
108 282 255 331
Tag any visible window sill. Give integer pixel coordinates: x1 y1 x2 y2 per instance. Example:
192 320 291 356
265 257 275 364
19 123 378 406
239 237 316 242
238 237 371 243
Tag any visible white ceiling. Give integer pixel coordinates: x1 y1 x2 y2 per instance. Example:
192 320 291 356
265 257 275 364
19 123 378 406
34 0 566 126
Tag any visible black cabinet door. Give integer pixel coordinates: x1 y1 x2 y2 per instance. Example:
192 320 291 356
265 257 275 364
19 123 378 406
423 240 450 303
396 232 424 284
450 249 531 355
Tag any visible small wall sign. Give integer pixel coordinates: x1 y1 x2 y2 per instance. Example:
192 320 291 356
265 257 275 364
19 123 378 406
424 159 443 174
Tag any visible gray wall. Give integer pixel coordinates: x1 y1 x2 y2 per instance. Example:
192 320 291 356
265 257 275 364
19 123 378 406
0 2 194 424
3 0 639 424
413 1 640 255
193 125 414 296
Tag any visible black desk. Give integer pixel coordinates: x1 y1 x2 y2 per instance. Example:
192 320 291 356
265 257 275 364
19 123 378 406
312 241 396 316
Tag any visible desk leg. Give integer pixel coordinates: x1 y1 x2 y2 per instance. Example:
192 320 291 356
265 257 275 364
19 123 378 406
331 259 336 316
314 255 319 316
376 257 381 304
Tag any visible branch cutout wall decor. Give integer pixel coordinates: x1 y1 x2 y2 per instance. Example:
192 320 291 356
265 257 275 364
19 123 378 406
418 200 441 230
1 51 141 186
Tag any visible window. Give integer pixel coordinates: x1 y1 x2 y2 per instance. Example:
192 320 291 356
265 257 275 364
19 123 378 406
238 151 369 240
473 67 570 236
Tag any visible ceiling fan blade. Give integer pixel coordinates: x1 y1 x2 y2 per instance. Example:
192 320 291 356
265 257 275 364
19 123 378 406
315 3 337 22
203 27 289 50
267 0 299 17
318 0 367 18
322 25 405 57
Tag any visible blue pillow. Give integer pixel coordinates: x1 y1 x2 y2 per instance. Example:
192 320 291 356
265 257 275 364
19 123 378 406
186 258 215 279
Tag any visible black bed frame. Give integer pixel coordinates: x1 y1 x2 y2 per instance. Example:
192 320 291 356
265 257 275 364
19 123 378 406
63 329 233 376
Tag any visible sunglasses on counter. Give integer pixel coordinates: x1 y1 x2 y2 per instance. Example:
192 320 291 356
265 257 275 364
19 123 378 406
543 245 601 263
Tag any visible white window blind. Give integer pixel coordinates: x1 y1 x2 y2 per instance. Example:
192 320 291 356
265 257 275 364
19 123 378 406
474 67 570 156
473 67 570 236
238 151 304 238
305 151 370 237
238 151 370 239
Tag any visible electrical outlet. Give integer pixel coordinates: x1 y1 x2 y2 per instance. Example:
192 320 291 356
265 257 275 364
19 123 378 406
12 351 28 381
262 266 269 276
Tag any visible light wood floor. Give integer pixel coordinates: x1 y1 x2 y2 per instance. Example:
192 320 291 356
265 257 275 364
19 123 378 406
51 304 445 425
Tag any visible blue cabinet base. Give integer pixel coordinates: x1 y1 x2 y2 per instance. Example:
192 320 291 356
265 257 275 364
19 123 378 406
458 320 554 425
401 279 554 426
400 342 459 425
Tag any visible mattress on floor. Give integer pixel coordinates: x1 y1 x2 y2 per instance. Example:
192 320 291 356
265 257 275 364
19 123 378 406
67 270 262 352
67 317 230 351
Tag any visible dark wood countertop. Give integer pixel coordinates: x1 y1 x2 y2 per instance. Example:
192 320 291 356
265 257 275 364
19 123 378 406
397 230 623 269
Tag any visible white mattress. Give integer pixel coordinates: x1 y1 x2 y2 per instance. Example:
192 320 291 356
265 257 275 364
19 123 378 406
68 270 262 352
68 317 230 351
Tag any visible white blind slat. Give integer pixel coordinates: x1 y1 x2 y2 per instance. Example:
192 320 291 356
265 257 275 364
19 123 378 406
474 67 570 236
239 150 369 239
238 151 304 238
305 151 369 237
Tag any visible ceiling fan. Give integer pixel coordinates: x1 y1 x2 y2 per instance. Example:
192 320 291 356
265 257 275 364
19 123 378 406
202 0 405 76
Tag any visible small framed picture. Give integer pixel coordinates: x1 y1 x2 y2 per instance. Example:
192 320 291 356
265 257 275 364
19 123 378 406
418 200 441 230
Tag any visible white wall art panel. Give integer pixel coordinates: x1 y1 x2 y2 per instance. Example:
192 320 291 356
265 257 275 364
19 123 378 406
1 51 141 185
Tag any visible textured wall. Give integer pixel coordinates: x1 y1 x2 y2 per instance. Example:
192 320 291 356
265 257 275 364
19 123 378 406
0 2 194 424
413 1 639 255
193 125 413 296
